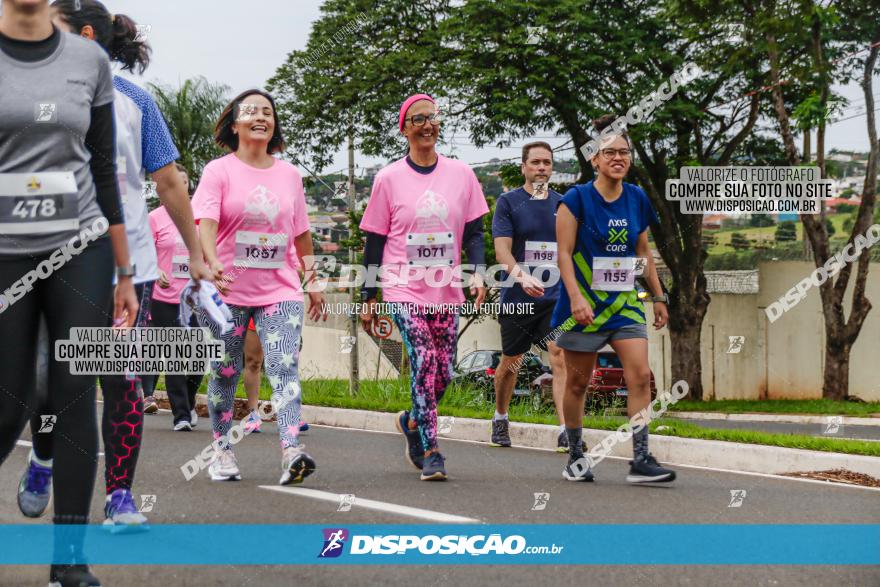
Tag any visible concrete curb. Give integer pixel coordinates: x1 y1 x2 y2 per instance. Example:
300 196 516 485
153 391 880 479
669 411 880 426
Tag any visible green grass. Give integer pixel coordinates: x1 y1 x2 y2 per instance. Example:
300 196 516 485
157 376 880 456
704 214 850 256
671 399 880 417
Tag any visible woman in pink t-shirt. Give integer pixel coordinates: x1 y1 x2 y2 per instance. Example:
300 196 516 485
192 89 327 485
359 93 489 481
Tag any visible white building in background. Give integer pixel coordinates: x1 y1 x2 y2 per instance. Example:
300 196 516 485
550 172 578 185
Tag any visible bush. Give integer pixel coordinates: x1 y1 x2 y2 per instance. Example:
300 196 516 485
775 221 797 242
748 215 776 227
729 232 751 250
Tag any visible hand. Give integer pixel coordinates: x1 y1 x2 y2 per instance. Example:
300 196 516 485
653 301 669 329
360 298 378 333
188 258 213 286
208 259 230 294
307 291 328 322
469 272 486 310
571 294 594 326
113 276 139 328
518 273 545 298
157 269 170 289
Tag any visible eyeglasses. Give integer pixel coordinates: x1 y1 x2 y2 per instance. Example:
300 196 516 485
406 112 442 127
599 148 631 160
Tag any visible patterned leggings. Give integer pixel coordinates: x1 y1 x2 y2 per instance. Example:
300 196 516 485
200 301 304 450
391 306 459 452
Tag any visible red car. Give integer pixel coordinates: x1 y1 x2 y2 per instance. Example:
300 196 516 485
529 345 657 411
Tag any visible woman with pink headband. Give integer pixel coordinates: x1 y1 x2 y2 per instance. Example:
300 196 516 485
360 94 489 481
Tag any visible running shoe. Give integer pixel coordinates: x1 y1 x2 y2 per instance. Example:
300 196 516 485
103 488 148 529
190 409 198 428
626 454 676 483
562 454 594 482
49 564 101 587
17 452 52 518
395 411 424 470
488 419 511 447
143 396 158 414
280 446 316 485
300 421 310 432
556 431 588 454
420 451 447 481
208 449 241 481
173 420 192 432
243 410 262 434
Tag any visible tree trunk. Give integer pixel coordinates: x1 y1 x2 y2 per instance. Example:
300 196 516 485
822 338 851 401
667 299 709 400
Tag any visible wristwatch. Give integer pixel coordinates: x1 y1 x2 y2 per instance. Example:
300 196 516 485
116 264 136 278
651 293 669 304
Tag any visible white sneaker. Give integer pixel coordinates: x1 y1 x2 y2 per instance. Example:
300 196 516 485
280 446 316 485
173 420 192 432
190 409 198 428
208 449 241 481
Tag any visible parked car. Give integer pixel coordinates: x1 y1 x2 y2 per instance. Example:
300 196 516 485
530 345 657 411
451 350 548 403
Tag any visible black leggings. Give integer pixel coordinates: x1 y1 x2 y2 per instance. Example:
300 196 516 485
141 299 203 424
0 237 113 524
31 281 154 494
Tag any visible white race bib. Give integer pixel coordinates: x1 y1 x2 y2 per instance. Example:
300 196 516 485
0 172 80 234
233 230 288 269
523 241 556 266
592 257 635 292
406 231 455 266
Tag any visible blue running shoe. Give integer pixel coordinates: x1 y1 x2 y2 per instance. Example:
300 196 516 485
299 421 310 432
420 451 447 481
17 452 52 518
395 411 424 470
103 489 148 532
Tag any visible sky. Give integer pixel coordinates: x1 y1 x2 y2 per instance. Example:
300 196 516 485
108 0 877 176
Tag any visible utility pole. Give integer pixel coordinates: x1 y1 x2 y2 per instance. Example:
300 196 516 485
348 130 359 396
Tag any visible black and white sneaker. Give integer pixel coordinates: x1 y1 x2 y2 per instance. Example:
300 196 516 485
395 411 424 470
556 432 587 454
49 564 101 586
420 452 447 481
489 419 511 447
626 454 676 483
562 455 594 482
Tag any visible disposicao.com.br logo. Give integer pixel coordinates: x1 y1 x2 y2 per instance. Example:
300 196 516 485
318 528 563 558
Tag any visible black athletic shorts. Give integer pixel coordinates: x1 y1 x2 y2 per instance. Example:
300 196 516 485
498 300 556 356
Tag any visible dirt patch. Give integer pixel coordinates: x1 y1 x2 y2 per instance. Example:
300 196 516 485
781 469 880 488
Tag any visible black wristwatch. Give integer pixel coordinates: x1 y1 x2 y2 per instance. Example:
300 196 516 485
651 293 669 304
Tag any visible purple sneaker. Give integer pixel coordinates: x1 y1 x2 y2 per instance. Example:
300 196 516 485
17 453 52 518
103 489 148 531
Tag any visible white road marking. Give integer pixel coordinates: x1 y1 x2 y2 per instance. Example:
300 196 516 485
259 485 481 523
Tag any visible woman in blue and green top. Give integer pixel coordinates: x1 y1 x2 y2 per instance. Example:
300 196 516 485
552 114 674 484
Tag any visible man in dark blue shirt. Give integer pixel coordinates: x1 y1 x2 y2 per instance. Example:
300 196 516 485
489 142 581 451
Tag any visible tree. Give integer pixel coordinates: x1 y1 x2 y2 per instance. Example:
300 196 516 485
148 76 228 188
775 221 798 242
749 215 776 227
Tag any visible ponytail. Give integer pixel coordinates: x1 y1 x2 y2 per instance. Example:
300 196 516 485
51 0 151 74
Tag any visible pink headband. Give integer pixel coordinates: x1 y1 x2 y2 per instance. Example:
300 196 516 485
399 93 435 131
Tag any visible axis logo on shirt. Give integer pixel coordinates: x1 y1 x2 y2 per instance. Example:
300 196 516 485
318 528 349 558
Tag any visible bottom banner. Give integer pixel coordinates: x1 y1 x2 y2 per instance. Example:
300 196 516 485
2 524 878 565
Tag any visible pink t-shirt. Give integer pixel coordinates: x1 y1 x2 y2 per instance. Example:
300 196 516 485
359 155 489 306
191 153 310 307
149 205 197 304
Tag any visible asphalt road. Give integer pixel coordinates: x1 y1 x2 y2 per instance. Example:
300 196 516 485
665 416 880 441
1 405 878 586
